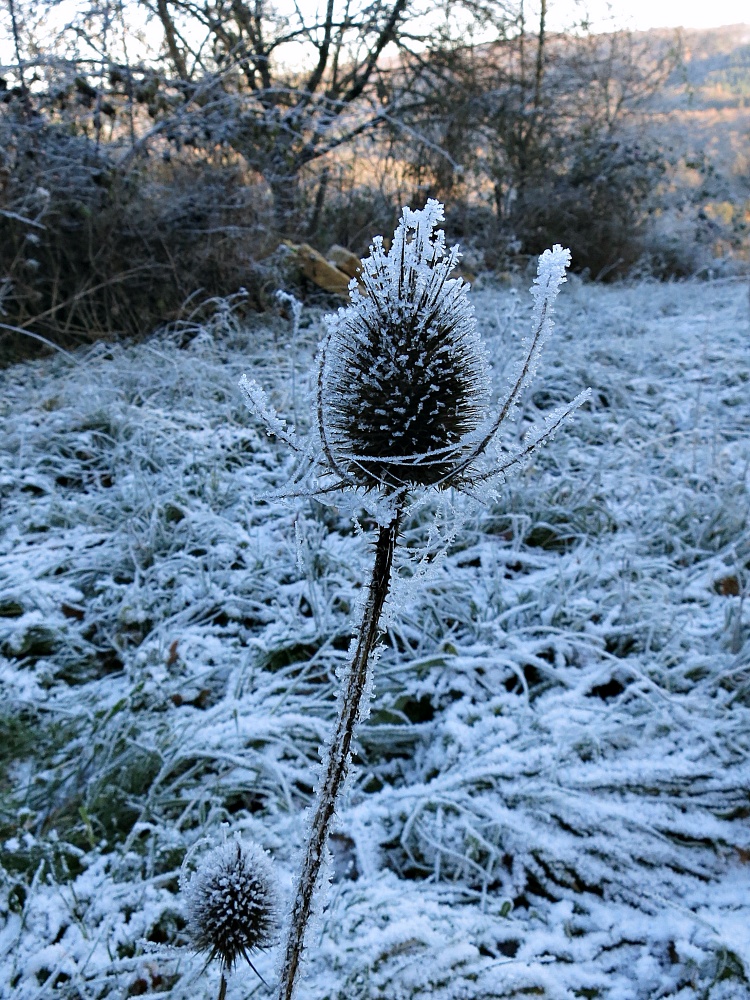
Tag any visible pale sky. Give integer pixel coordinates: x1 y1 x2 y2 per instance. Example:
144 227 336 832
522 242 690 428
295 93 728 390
1 0 747 71
559 0 748 32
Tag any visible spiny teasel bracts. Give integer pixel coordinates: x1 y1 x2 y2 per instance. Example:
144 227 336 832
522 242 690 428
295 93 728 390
185 840 279 971
321 200 490 490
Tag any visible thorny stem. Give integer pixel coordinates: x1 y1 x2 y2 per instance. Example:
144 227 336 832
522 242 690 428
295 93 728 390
217 971 227 1000
277 507 403 1000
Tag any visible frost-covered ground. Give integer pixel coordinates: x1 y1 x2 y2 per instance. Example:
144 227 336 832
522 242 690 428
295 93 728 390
1 276 749 1000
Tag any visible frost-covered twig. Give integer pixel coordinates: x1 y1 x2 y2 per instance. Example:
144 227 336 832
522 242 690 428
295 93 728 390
276 290 303 427
470 389 592 486
239 374 304 453
441 245 576 487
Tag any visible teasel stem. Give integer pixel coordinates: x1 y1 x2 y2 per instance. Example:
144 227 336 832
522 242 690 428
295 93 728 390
217 972 227 1000
277 505 404 1000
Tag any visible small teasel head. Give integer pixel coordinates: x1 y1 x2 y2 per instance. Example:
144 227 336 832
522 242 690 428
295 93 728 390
184 839 280 973
319 199 490 492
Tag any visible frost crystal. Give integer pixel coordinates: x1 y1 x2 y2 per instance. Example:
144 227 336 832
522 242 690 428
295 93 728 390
321 199 490 490
241 202 586 503
185 840 280 971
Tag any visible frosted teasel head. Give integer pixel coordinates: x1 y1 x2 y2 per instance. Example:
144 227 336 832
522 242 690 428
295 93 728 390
184 839 280 975
320 200 490 491
240 200 590 502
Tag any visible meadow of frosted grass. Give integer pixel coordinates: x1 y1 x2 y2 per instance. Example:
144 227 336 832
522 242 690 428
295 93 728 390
0 276 749 1000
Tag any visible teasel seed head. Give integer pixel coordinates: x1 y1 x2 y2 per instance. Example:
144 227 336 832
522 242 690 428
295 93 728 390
320 200 490 491
185 839 280 972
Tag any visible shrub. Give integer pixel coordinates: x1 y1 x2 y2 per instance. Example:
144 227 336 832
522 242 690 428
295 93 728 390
510 135 667 280
0 107 280 363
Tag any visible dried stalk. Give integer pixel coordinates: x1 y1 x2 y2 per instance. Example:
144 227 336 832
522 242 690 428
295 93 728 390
277 507 403 1000
237 205 582 1000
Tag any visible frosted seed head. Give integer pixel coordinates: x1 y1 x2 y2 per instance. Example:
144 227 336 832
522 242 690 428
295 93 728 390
321 200 490 491
185 839 280 971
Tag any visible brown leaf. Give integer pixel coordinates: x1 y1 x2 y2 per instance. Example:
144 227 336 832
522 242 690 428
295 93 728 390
194 688 211 709
61 603 85 620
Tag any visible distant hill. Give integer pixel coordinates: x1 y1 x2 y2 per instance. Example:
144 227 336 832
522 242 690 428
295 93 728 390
635 25 750 199
655 23 750 111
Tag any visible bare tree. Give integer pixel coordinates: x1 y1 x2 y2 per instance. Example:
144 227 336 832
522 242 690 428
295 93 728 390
140 0 432 230
388 6 678 268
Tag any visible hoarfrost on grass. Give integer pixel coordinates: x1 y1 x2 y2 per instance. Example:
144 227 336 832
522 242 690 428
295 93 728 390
0 277 749 998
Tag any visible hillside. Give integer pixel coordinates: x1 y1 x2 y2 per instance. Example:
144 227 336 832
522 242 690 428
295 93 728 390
664 24 750 111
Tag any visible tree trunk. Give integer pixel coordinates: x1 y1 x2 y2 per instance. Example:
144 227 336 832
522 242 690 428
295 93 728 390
269 170 302 237
533 0 547 110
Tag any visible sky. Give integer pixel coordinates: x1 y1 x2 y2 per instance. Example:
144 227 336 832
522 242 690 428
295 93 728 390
0 0 747 71
564 0 748 31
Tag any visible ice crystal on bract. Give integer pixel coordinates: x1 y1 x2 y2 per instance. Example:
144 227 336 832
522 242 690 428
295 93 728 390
321 200 490 490
240 202 588 505
185 840 279 972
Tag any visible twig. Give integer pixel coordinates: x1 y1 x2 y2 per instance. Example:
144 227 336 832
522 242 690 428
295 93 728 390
0 209 45 229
